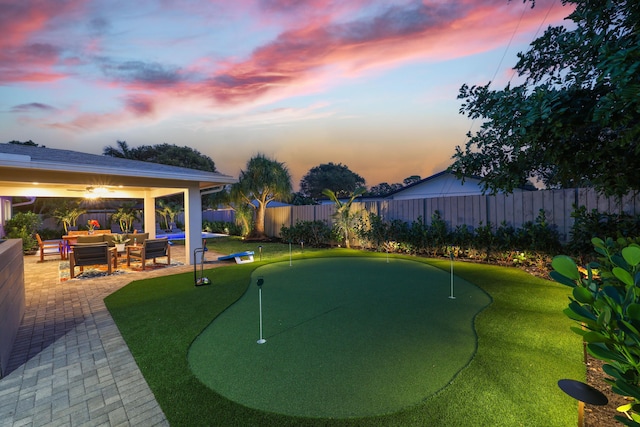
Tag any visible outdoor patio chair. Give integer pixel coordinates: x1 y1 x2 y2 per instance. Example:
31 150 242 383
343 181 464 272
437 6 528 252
126 238 171 270
36 233 64 262
69 243 114 278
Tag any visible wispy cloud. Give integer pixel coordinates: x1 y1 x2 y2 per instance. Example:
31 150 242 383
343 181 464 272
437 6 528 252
1 0 568 131
10 102 57 113
197 102 334 129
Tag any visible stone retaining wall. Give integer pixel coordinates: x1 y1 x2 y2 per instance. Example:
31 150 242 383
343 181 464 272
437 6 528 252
0 239 25 378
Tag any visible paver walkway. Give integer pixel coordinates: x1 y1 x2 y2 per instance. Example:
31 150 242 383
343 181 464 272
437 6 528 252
0 245 205 426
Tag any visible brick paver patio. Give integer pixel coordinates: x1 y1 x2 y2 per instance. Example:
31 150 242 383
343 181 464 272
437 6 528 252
0 245 210 426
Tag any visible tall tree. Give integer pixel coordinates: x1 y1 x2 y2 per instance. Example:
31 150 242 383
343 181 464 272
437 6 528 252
230 154 292 238
451 0 640 197
300 162 366 199
103 140 217 172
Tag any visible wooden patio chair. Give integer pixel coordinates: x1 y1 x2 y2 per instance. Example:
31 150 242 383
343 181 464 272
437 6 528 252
69 243 115 278
36 233 64 262
126 238 171 270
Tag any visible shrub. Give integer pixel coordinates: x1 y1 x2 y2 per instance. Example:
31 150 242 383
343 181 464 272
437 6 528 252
551 238 640 426
203 220 243 236
37 227 63 241
4 211 41 252
280 220 332 247
568 206 640 258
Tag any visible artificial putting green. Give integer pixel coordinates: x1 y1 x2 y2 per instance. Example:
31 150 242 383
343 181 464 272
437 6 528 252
188 257 491 418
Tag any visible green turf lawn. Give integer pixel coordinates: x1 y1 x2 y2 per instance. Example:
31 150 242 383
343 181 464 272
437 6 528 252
105 241 583 426
189 258 491 418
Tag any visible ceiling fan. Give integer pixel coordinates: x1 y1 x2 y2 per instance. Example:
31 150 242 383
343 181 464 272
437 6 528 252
67 186 115 197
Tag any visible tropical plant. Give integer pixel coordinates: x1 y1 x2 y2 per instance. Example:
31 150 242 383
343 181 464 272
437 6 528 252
230 154 292 238
111 234 130 244
156 200 183 231
52 203 86 233
551 237 640 426
111 203 139 233
322 187 366 248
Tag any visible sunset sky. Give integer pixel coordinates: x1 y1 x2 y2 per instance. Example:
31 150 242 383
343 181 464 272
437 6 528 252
0 0 571 190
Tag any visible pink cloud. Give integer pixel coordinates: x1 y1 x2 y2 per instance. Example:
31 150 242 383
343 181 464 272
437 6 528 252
0 0 87 84
192 0 568 105
9 0 570 131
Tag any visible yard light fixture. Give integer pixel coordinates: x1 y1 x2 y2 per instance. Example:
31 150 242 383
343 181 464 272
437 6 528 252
557 379 607 426
257 277 266 344
258 245 262 261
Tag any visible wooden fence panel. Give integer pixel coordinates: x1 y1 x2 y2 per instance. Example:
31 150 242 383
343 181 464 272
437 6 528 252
261 188 640 243
202 209 234 223
265 206 292 237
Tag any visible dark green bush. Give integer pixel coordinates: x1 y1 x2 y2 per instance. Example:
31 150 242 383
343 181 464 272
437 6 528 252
280 220 332 247
203 220 243 236
37 227 64 241
356 209 561 264
567 205 640 257
4 211 41 252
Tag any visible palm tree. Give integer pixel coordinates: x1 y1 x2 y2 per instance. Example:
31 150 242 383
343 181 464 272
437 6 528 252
156 200 183 231
322 187 366 248
231 154 292 238
102 140 132 158
111 203 140 233
53 203 86 233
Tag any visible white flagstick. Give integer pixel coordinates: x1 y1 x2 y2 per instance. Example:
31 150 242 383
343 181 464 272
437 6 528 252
449 251 456 299
289 242 292 266
257 277 266 344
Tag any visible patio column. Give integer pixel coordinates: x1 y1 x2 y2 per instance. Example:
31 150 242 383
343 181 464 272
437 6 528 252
143 195 156 238
184 184 202 265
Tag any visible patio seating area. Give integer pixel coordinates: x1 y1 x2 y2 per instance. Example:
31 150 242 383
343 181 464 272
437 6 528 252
0 244 216 426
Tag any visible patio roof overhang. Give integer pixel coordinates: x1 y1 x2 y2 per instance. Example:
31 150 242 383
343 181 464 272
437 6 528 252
0 150 236 199
0 143 237 264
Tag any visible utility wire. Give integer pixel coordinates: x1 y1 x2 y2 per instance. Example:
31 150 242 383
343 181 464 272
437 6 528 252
463 0 559 141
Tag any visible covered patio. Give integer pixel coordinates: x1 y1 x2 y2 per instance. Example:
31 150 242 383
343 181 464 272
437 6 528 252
0 143 236 265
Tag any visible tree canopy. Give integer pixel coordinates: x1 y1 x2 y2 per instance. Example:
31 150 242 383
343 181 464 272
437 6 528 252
368 175 422 196
299 162 366 199
103 140 217 172
368 182 403 197
230 154 292 238
450 0 640 197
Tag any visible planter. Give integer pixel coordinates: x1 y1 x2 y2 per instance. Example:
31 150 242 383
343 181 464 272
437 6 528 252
115 243 125 252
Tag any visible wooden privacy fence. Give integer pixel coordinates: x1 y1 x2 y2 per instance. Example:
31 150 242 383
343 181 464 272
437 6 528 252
265 188 640 244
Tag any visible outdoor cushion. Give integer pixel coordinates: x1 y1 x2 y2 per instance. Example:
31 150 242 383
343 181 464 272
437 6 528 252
76 235 106 245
